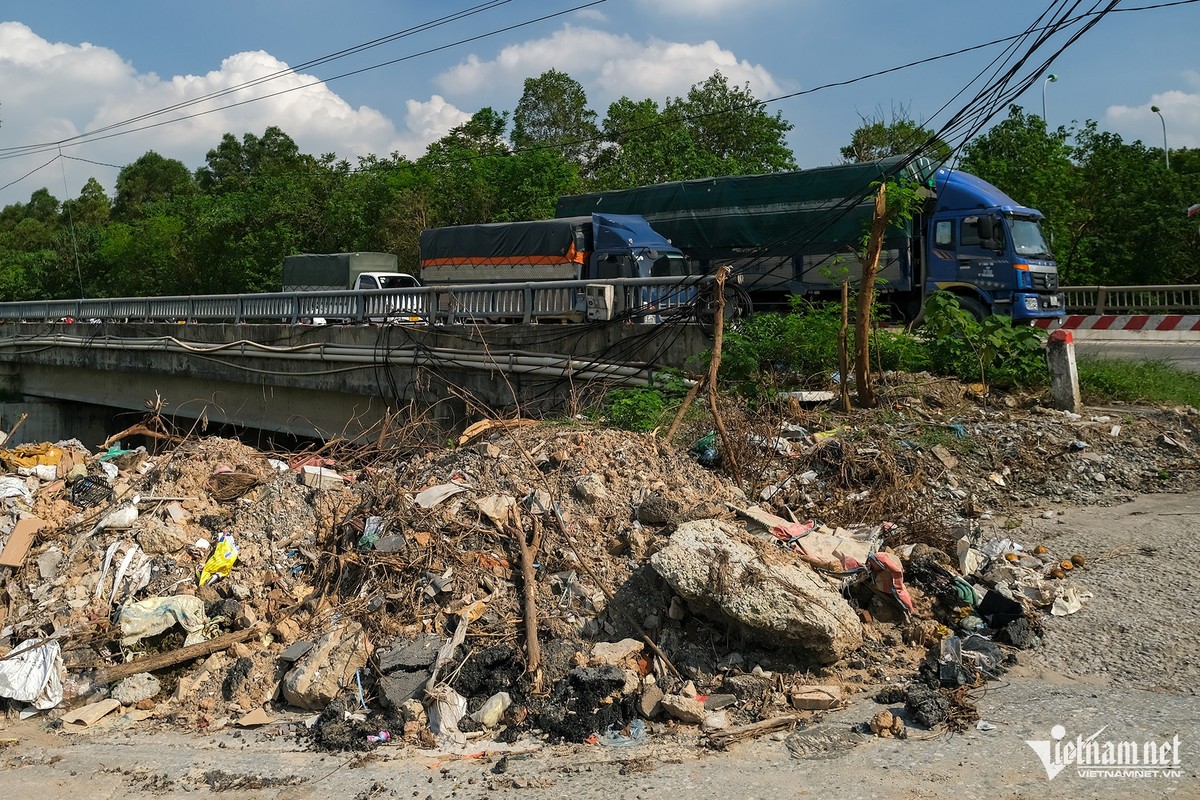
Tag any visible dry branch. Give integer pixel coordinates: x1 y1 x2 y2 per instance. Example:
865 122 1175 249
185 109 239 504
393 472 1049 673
94 625 265 685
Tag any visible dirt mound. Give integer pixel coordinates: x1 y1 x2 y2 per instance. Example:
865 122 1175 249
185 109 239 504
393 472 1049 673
2 389 1199 751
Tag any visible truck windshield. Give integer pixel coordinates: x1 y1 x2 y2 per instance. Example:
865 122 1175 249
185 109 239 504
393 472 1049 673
1008 217 1053 259
644 251 691 278
377 275 418 289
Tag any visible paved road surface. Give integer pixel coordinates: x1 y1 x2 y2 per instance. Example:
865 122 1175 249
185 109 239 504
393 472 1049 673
1075 340 1200 372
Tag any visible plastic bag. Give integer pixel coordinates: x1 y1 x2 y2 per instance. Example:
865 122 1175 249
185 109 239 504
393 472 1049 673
118 595 209 646
689 431 719 466
0 638 65 709
198 532 238 586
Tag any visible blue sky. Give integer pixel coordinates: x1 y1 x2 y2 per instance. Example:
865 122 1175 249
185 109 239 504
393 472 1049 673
1 0 1197 208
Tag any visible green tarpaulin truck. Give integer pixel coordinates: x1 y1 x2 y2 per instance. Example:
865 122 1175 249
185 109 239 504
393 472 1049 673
556 158 1064 323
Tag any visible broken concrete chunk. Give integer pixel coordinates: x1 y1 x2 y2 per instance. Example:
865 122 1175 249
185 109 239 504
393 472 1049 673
111 672 161 706
639 685 664 718
650 519 863 663
931 444 959 470
377 633 444 673
281 621 371 710
723 673 772 700
36 546 63 580
703 693 736 711
377 671 427 711
660 693 707 724
589 638 644 667
790 684 842 711
573 473 608 504
476 442 502 458
636 492 680 526
137 520 193 554
301 465 343 490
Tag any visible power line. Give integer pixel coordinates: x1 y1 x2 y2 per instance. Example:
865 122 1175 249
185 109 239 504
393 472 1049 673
0 1 515 156
0 1 608 162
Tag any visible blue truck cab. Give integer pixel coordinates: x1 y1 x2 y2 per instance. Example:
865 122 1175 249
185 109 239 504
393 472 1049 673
927 168 1063 321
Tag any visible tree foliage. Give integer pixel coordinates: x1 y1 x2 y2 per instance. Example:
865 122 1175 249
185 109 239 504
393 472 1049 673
511 69 600 170
2 83 1195 304
841 106 951 165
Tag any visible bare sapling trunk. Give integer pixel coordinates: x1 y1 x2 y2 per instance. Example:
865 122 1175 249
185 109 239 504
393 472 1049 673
855 184 889 408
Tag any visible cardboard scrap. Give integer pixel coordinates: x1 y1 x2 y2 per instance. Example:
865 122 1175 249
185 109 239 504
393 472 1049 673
61 698 121 729
931 445 959 470
236 708 275 727
0 515 46 568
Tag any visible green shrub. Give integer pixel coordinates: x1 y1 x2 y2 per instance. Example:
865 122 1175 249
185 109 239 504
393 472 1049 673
604 386 667 432
718 298 931 400
918 291 1047 387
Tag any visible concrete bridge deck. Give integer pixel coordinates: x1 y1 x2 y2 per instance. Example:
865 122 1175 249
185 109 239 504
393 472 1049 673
0 321 713 438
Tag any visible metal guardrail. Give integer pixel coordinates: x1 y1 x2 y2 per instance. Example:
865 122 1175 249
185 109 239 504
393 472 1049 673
0 276 712 326
1060 285 1200 315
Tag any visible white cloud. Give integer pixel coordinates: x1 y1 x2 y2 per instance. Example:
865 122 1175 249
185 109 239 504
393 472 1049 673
1106 89 1200 151
402 96 472 145
437 25 783 109
0 23 454 205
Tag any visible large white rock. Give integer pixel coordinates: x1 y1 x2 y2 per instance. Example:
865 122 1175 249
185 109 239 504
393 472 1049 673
282 621 371 710
650 519 862 664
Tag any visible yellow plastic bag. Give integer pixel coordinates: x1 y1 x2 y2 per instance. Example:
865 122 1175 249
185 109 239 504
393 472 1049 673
198 533 238 586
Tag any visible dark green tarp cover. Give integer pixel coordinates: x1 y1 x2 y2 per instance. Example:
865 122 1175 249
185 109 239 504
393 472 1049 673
419 214 676 262
556 157 938 260
421 218 589 262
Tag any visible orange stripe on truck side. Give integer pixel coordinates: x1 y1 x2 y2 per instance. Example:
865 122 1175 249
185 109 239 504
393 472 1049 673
421 242 585 267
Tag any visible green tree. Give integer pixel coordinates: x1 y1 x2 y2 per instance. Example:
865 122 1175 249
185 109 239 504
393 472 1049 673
594 72 795 189
665 72 795 176
594 96 703 188
113 151 196 221
1070 122 1197 285
511 69 600 170
419 108 513 225
841 105 951 164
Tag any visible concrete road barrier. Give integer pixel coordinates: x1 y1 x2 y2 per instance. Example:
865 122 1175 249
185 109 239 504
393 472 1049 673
1034 314 1200 341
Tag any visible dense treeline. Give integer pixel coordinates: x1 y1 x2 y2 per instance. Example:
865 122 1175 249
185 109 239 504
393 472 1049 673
0 69 1196 301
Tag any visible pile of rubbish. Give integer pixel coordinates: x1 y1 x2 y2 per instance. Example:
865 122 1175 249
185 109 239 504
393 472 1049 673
1 390 1198 751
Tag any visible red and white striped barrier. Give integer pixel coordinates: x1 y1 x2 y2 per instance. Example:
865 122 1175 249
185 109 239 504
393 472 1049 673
1033 314 1200 339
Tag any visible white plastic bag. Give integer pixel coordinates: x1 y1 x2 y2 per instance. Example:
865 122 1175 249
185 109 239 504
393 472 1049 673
0 638 65 709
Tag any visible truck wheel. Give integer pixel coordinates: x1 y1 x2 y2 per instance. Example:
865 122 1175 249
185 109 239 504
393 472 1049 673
955 296 989 322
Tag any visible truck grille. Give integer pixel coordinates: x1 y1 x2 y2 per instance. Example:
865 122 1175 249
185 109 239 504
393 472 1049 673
1031 272 1058 291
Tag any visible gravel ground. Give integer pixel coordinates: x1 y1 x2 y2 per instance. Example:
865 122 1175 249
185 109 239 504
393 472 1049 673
1026 492 1200 694
2 491 1198 800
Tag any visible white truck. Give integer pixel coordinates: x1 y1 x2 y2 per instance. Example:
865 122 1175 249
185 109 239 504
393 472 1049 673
282 252 420 292
282 252 422 323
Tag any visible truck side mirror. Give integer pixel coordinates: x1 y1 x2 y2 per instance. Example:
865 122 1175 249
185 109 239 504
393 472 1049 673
976 215 995 241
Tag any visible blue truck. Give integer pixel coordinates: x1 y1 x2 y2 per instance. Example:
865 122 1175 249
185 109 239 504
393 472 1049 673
418 213 698 322
555 157 1065 323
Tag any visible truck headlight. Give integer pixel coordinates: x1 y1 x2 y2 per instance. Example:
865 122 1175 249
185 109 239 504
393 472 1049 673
1024 296 1038 310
